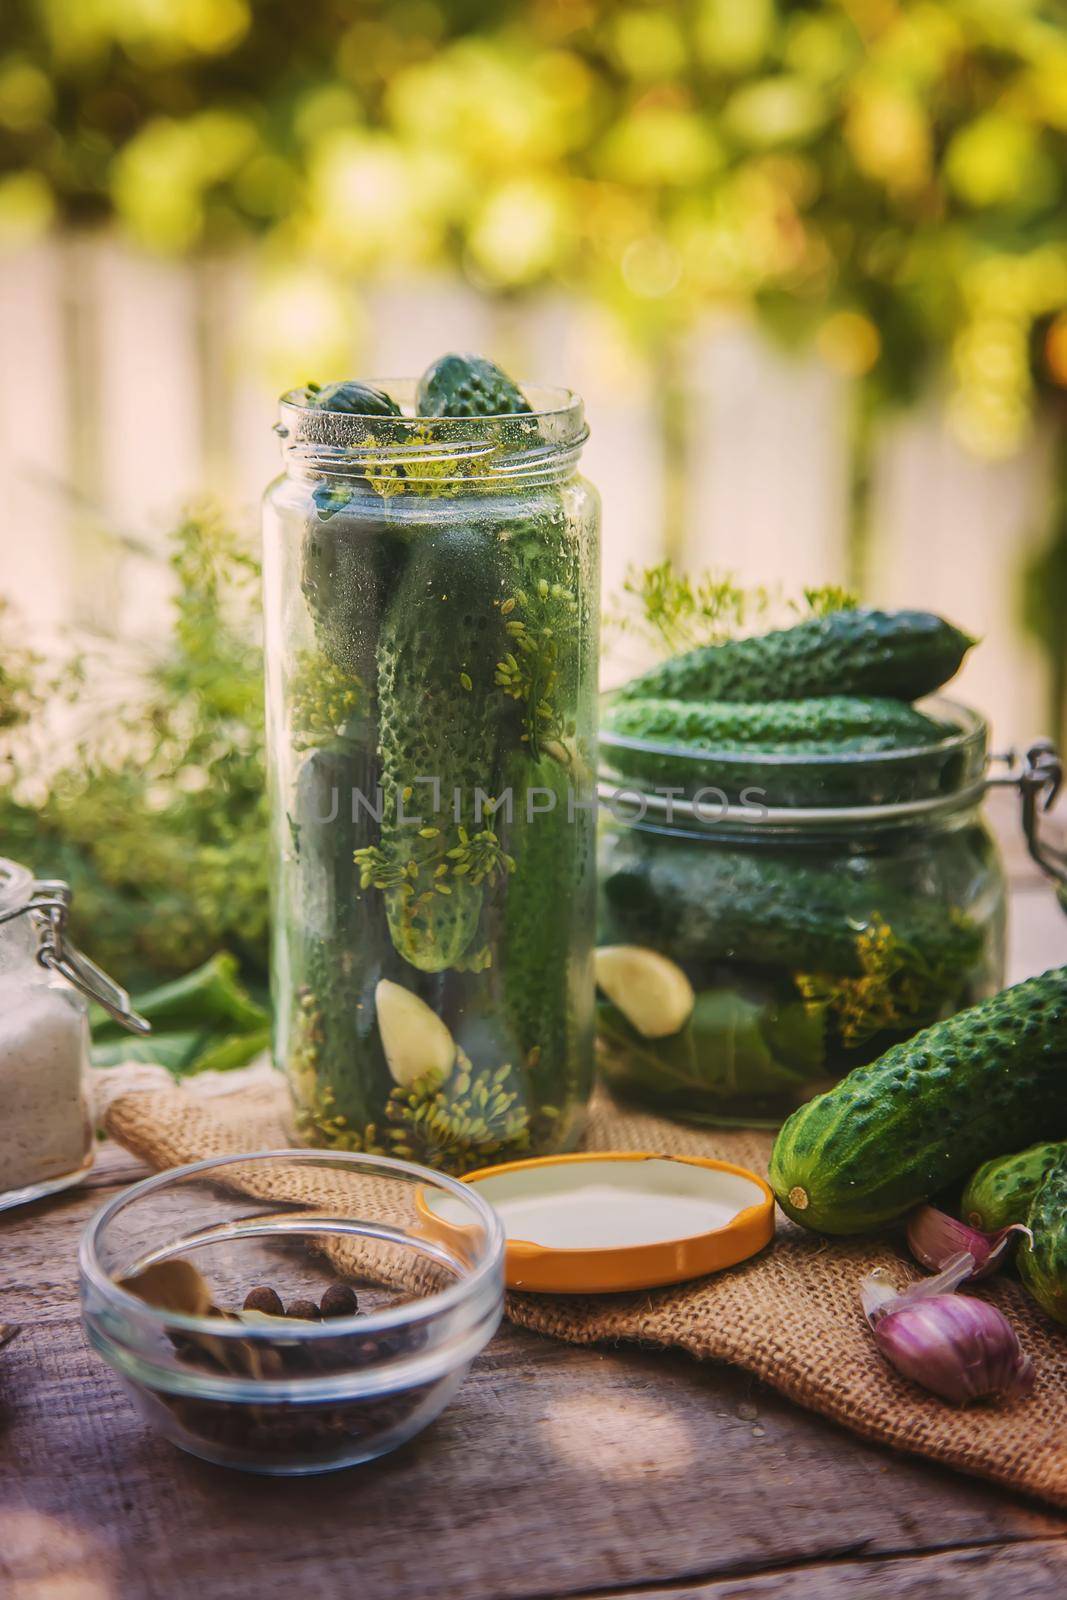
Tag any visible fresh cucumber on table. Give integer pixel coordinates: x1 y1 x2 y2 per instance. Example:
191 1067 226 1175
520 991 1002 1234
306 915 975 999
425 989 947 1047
769 968 1067 1234
1019 1153 1067 1326
962 1141 1067 1231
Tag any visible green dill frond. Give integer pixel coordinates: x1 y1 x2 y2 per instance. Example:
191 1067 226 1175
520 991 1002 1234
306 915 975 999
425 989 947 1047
607 562 860 657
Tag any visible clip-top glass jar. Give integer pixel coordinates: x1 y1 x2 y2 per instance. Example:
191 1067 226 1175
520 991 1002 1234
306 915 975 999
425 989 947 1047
263 382 600 1173
0 861 149 1209
595 701 1048 1127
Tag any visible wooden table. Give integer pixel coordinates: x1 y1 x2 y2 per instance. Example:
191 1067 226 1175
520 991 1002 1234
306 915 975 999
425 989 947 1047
4 803 1067 1600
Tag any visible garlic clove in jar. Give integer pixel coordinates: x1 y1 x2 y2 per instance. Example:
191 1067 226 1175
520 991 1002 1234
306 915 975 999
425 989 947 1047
595 946 695 1038
375 979 456 1087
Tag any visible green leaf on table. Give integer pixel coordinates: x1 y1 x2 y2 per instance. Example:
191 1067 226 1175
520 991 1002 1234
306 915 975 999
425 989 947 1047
189 1027 272 1074
90 950 271 1077
92 952 267 1041
91 1025 271 1077
91 1031 211 1073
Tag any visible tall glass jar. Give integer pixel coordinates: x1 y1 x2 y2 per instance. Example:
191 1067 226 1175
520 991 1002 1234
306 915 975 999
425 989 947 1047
596 703 1011 1127
264 383 600 1173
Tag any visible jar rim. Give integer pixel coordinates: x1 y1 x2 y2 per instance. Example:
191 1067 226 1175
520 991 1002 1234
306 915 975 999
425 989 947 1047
275 380 588 486
597 777 990 835
597 696 990 833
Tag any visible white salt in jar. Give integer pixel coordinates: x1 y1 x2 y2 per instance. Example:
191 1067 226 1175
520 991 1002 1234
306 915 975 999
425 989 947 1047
0 859 148 1210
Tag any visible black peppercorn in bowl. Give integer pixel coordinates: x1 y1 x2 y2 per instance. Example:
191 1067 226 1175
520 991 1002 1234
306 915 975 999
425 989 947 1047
79 1150 505 1475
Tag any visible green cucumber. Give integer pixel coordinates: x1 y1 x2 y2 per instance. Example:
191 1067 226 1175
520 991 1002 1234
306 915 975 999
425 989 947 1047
499 753 594 1105
287 744 392 1134
769 968 1067 1234
961 1141 1067 1231
416 353 531 418
1018 1154 1067 1325
604 695 947 751
304 379 402 416
500 755 572 1051
599 828 983 983
491 495 584 760
300 492 405 678
369 524 509 972
618 609 975 704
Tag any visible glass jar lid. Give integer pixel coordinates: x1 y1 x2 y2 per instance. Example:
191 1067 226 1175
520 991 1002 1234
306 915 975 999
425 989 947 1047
597 696 989 834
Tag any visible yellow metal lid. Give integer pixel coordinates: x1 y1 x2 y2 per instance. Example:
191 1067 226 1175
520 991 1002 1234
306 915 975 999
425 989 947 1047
422 1151 774 1294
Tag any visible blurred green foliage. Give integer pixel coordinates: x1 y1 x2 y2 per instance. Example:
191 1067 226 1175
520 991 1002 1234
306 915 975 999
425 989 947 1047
0 510 270 986
1 1 1066 456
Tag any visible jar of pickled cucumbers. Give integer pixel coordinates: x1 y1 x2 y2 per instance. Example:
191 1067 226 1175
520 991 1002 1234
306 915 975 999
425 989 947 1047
263 360 600 1172
596 704 1064 1127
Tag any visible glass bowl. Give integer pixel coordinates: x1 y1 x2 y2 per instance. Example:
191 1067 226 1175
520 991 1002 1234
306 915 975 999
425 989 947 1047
79 1150 505 1475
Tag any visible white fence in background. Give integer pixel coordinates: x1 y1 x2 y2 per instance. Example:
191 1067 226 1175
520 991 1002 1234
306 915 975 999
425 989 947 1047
0 236 1056 748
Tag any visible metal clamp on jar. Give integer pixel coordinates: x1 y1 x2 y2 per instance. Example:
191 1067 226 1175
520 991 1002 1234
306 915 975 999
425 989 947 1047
989 739 1067 909
0 860 148 1210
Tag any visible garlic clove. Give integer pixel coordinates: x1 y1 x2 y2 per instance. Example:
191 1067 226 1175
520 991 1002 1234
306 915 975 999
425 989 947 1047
861 1254 1035 1406
375 979 456 1087
862 1250 976 1324
595 946 695 1038
868 1291 1035 1406
906 1204 1030 1281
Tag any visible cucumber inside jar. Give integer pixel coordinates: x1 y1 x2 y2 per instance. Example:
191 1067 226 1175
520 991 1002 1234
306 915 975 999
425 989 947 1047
596 820 999 1127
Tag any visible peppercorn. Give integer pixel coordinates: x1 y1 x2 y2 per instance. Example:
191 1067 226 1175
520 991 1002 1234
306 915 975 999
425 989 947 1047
320 1283 359 1319
243 1285 285 1317
286 1298 323 1321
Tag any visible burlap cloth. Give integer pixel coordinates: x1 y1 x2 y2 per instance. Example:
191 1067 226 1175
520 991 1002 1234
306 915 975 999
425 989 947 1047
101 1070 1067 1508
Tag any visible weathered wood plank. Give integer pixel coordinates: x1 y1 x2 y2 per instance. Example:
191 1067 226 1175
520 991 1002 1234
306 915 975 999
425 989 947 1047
607 1538 1067 1599
3 859 1066 1600
2 1157 1065 1600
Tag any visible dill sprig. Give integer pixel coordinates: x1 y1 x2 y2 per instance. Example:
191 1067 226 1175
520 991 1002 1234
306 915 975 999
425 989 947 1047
609 561 858 656
797 913 975 1047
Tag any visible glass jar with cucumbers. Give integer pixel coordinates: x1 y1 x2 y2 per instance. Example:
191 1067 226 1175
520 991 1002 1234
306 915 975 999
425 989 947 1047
596 607 1064 1128
263 356 600 1172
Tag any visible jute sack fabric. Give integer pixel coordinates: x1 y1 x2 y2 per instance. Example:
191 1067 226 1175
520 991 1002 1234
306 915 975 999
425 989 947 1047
103 1072 1067 1509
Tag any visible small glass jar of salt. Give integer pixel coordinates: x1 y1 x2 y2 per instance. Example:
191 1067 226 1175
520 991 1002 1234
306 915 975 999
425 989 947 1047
0 858 148 1210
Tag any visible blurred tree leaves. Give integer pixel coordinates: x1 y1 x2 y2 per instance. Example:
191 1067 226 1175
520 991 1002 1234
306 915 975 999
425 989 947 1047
0 0 1065 454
